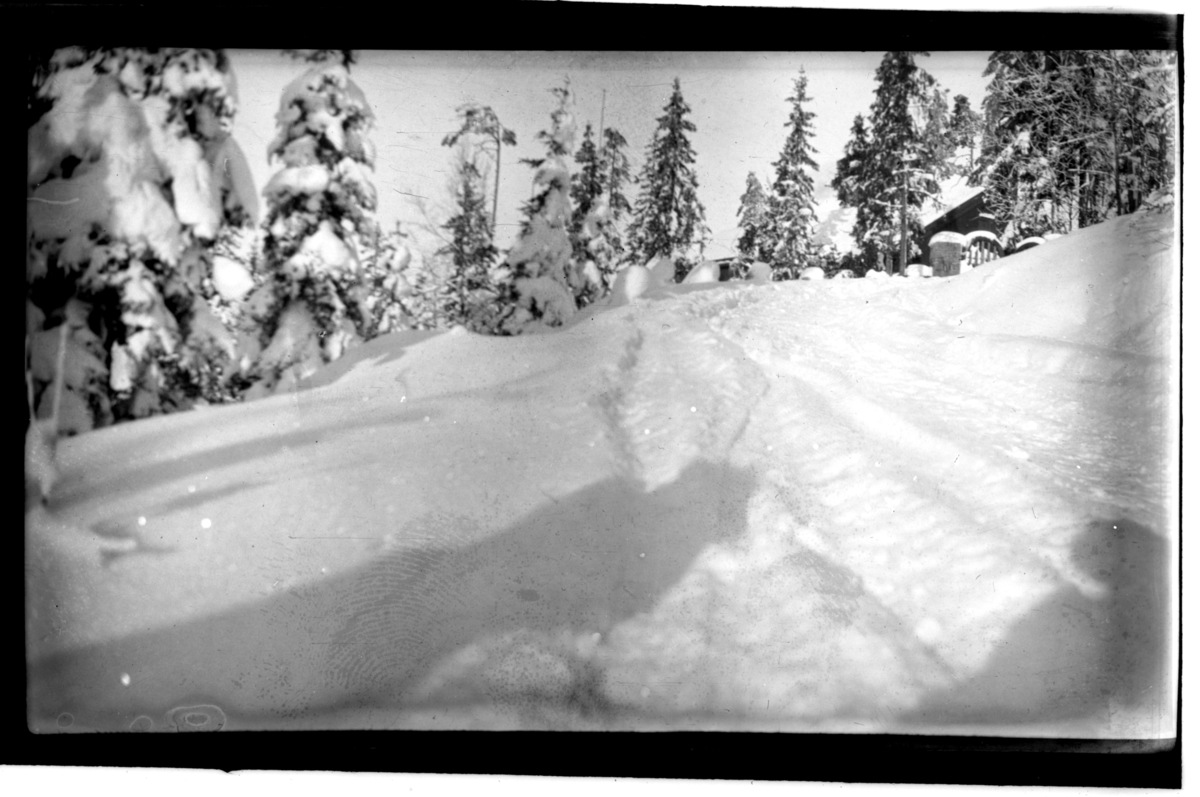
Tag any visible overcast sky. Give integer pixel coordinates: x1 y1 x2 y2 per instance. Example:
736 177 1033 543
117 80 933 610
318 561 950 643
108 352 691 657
227 50 993 261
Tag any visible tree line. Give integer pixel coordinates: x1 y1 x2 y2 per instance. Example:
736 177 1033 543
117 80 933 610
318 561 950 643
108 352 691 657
825 50 1175 275
24 50 721 433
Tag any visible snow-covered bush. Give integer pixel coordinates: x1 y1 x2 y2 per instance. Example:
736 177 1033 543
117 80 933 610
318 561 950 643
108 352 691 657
361 221 415 336
435 144 502 332
495 80 593 335
241 57 379 394
27 48 257 431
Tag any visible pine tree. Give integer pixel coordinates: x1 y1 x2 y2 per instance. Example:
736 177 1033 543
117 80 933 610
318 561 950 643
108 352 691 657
570 122 634 299
949 93 982 173
833 52 943 268
571 122 604 225
242 51 379 395
974 50 1175 243
600 127 635 230
628 78 709 281
436 148 499 330
594 126 635 272
831 114 872 211
918 85 954 181
495 79 588 334
26 48 258 430
735 171 770 261
442 103 517 238
569 122 604 272
763 69 820 278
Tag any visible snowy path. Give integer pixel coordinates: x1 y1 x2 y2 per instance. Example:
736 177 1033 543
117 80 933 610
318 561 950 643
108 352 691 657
27 212 1176 734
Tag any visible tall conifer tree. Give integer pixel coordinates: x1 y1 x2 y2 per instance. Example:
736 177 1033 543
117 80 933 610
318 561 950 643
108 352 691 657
442 104 517 239
763 69 820 278
246 49 379 395
628 78 708 280
495 79 589 333
832 52 942 267
437 149 498 330
975 50 1175 241
736 171 770 262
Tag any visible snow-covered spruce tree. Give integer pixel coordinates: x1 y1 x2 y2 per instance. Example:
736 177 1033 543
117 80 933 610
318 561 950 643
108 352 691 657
494 79 590 335
837 52 944 269
241 51 379 394
571 123 603 228
735 171 770 263
917 85 954 182
568 121 604 300
949 93 982 174
442 103 517 239
762 69 820 279
974 50 1176 243
436 146 500 330
628 78 709 282
27 47 258 431
599 126 635 252
569 122 634 301
831 114 871 211
831 113 885 268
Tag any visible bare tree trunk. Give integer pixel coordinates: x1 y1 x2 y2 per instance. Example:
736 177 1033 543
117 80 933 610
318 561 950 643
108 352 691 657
491 134 501 238
1109 50 1124 217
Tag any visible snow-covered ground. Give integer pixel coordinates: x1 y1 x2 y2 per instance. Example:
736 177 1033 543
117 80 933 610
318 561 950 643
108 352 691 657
26 209 1178 735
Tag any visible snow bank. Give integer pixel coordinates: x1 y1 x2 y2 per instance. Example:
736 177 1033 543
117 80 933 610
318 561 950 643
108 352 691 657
647 256 676 285
932 210 1175 355
605 266 657 306
746 261 772 283
682 260 720 284
26 207 1177 734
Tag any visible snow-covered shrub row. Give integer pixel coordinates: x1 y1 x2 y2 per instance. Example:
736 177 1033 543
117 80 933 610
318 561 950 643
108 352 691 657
238 60 392 395
27 48 258 432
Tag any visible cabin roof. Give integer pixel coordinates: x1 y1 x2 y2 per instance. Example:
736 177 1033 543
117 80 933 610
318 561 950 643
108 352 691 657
920 183 986 228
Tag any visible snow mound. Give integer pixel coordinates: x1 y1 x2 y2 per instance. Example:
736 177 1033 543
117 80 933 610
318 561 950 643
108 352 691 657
682 261 720 284
647 256 676 285
606 265 656 306
746 261 772 283
26 209 1177 734
932 210 1175 355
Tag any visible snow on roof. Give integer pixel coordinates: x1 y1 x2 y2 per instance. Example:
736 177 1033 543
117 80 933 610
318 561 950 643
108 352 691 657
920 175 986 228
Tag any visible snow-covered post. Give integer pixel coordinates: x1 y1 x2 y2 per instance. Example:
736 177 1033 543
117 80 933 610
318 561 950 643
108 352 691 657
243 57 379 394
929 231 965 277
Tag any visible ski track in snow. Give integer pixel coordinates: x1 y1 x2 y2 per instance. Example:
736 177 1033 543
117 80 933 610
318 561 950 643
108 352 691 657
27 215 1175 733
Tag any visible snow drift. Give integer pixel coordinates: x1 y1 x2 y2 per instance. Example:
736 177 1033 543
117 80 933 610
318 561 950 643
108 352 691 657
26 209 1177 734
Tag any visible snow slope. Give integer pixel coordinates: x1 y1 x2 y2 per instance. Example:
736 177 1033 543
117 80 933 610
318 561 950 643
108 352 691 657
26 210 1178 735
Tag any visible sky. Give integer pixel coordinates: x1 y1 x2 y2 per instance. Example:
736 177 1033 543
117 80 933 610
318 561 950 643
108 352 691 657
227 50 994 262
